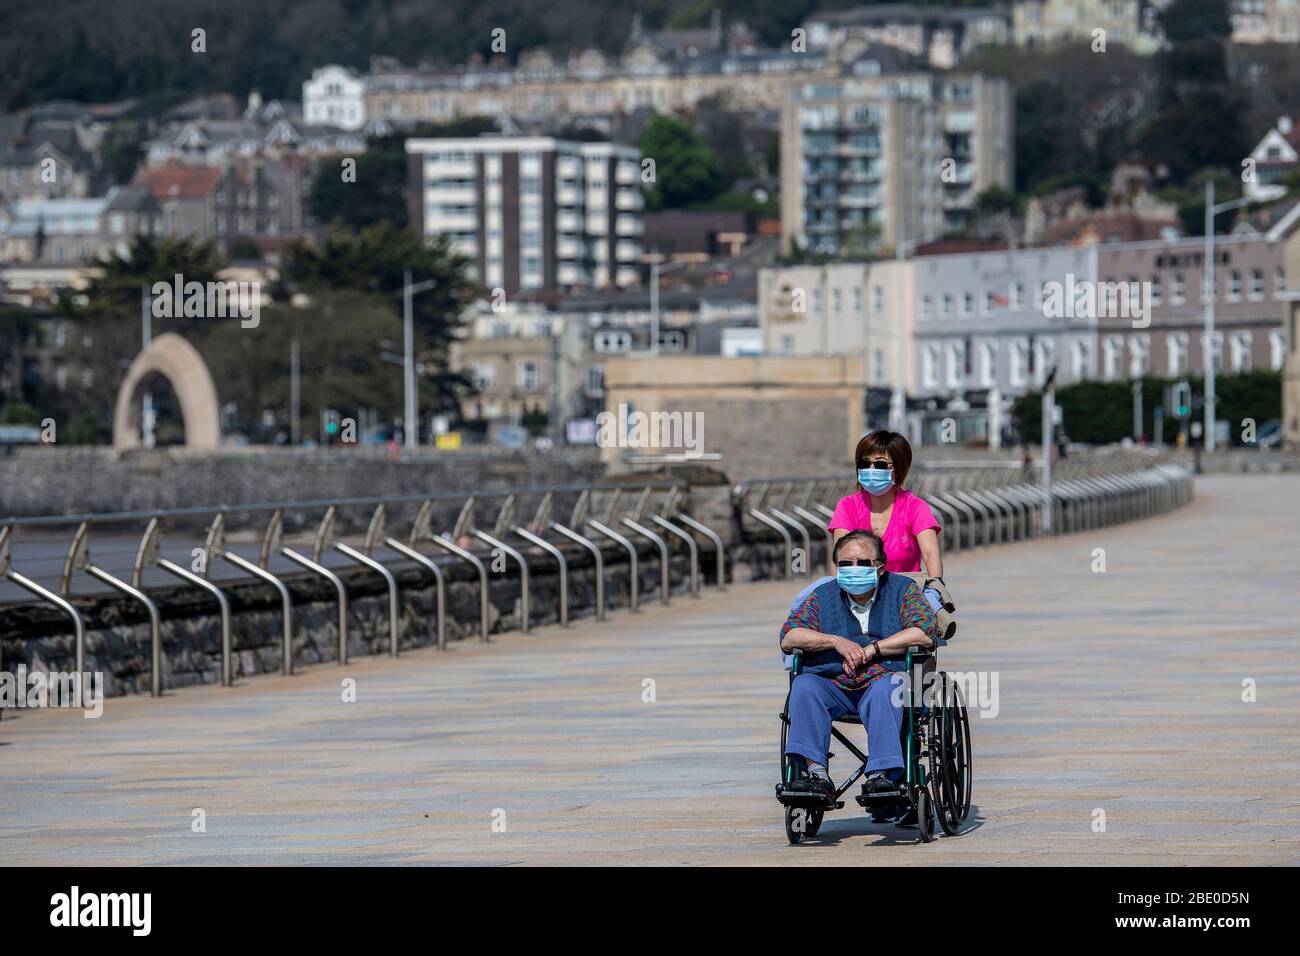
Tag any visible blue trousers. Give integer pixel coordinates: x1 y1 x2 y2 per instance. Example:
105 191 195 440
785 672 906 773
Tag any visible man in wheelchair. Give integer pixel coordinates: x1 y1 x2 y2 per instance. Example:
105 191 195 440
779 529 939 808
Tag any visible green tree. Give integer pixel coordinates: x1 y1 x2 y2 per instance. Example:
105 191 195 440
639 115 729 211
1012 371 1281 445
283 222 474 410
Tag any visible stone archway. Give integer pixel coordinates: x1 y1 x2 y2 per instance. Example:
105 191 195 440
112 333 221 449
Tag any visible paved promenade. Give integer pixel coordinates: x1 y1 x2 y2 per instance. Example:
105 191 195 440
1 476 1297 865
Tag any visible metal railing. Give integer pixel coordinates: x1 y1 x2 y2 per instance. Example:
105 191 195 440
1 452 1193 700
0 477 730 695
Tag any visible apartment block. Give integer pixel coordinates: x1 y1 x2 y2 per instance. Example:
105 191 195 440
780 70 1013 257
406 137 643 295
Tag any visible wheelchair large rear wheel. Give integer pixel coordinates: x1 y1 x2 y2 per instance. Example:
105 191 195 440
932 672 973 836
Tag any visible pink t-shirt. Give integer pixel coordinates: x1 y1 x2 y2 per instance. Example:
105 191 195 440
828 487 941 573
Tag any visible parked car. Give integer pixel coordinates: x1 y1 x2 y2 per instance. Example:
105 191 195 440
1253 419 1283 449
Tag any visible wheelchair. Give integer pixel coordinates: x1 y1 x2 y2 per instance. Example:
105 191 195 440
775 644 972 845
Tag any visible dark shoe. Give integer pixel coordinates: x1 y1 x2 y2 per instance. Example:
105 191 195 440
789 774 835 801
862 770 902 799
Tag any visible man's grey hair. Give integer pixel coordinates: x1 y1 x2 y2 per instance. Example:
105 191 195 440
832 529 887 564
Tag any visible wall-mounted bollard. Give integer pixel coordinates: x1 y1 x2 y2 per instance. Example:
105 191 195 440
513 527 567 626
146 517 234 687
622 517 670 605
473 529 529 633
551 523 604 620
769 507 813 578
651 514 698 597
749 507 794 580
587 519 639 612
278 507 348 665
0 526 87 679
674 513 726 591
386 500 447 650
335 504 400 657
67 523 164 697
792 505 833 570
221 509 294 677
426 536 490 641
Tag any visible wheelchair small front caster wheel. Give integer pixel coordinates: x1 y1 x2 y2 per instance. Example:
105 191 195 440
785 805 821 844
915 787 935 843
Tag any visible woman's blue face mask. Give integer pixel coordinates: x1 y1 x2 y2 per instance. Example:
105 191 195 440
837 564 878 595
857 467 895 496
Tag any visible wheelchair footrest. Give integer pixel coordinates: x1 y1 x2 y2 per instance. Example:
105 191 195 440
854 785 906 807
774 784 843 811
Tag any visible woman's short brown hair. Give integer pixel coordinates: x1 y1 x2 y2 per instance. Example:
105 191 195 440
854 430 914 487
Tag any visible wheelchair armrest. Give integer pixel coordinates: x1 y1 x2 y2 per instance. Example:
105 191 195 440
790 651 802 676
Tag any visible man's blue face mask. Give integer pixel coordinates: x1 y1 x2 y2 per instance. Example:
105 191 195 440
837 564 878 595
857 467 895 496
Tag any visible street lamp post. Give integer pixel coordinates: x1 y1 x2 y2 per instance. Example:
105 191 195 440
1202 181 1251 452
403 270 438 450
1041 365 1057 534
648 253 686 356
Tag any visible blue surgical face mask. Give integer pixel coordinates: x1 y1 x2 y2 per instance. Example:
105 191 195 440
837 565 878 595
857 467 895 496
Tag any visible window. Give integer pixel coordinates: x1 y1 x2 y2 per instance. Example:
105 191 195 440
873 349 885 381
872 285 883 315
593 330 632 352
1171 272 1185 305
1103 336 1123 381
1010 281 1023 310
832 287 842 316
1009 339 1029 388
853 287 864 316
584 365 604 395
471 363 496 390
517 360 541 390
1269 330 1285 370
1071 339 1092 379
979 341 996 387
1226 269 1241 302
1202 331 1224 373
1230 331 1253 372
920 294 932 318
1129 334 1150 378
922 344 941 389
960 292 974 316
658 330 686 352
1167 332 1189 375
1149 274 1162 306
983 290 996 314
946 341 965 388
940 293 953 316
1249 269 1264 301
1275 268 1286 299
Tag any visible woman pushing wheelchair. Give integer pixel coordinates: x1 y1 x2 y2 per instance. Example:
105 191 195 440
829 430 943 580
